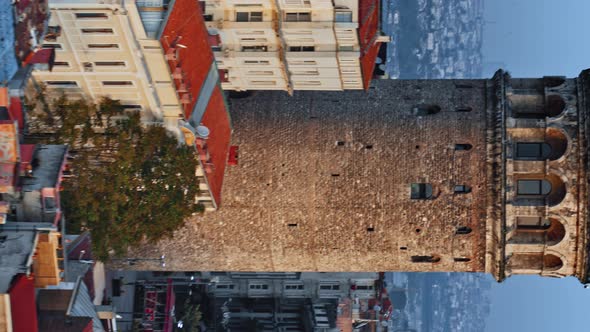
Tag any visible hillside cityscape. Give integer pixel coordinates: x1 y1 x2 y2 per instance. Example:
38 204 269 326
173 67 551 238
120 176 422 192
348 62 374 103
382 0 484 78
1 0 588 332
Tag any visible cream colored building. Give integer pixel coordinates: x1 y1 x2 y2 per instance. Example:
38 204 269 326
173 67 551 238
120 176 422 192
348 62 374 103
202 0 373 91
31 0 221 210
33 0 183 128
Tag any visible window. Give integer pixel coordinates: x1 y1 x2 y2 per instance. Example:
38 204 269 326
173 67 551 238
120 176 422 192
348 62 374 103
43 197 56 211
219 69 229 83
455 226 472 235
88 44 119 49
517 180 551 196
516 216 550 230
244 60 270 65
410 183 432 199
454 257 471 262
81 28 114 34
94 61 126 67
335 11 353 22
251 80 276 86
203 14 213 21
42 44 62 49
45 81 78 87
319 284 340 291
289 45 315 52
454 185 471 193
285 284 304 290
102 81 134 86
411 255 441 263
285 12 311 22
119 105 143 112
249 284 269 290
355 285 374 290
339 45 354 51
236 11 263 22
241 45 267 52
514 142 551 160
454 144 472 151
53 61 69 67
216 284 235 289
248 70 274 76
75 13 108 19
455 107 472 112
413 104 441 115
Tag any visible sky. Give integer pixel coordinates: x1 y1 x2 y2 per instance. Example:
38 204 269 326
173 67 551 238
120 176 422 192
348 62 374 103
482 1 590 331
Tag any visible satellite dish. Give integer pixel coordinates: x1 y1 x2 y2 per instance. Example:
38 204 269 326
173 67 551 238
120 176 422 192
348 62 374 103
196 125 210 138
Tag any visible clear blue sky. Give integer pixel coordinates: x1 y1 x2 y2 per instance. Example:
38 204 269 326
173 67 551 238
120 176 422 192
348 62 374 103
483 1 590 331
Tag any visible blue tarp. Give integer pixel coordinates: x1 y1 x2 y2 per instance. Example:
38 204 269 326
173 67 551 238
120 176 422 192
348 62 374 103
0 1 19 83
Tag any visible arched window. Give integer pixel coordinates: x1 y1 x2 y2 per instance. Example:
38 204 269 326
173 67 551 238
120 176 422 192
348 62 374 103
516 180 552 196
455 144 472 151
514 142 551 160
413 104 441 116
411 255 441 263
545 95 566 117
511 217 565 246
543 254 563 271
455 226 472 235
508 253 564 272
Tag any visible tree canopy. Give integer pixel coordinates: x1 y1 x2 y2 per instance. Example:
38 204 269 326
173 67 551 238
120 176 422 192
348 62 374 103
26 93 202 261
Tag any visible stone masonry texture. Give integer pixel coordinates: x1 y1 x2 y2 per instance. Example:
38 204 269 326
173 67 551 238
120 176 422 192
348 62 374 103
129 79 493 273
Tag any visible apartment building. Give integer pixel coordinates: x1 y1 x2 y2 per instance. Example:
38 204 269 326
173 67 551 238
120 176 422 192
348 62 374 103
32 0 184 128
201 0 386 91
30 0 232 210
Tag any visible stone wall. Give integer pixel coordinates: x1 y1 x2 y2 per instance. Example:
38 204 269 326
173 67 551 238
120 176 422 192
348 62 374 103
129 79 493 273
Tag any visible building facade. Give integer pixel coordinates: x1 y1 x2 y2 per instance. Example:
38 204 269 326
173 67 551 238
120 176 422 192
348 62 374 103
129 70 590 284
33 0 184 127
201 0 387 91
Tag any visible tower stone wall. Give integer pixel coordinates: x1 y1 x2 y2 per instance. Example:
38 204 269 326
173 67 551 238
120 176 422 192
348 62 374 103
128 72 590 283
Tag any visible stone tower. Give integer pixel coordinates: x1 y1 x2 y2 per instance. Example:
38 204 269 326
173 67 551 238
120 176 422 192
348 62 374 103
130 70 590 283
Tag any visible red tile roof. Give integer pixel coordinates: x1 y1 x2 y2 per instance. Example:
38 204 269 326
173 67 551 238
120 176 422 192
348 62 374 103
161 0 232 207
358 0 382 90
198 89 231 205
8 274 39 332
159 0 215 119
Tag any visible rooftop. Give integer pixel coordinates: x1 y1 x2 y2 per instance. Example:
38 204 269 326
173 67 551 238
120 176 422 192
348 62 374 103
160 0 232 207
359 0 384 90
21 145 68 191
0 230 36 293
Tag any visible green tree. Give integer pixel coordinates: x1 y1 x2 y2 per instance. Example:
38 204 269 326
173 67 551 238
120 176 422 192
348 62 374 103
177 300 202 332
26 92 203 260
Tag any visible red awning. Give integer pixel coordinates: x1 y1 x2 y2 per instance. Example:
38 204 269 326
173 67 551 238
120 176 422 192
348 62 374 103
163 278 176 332
29 49 56 71
9 274 39 332
9 97 24 130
